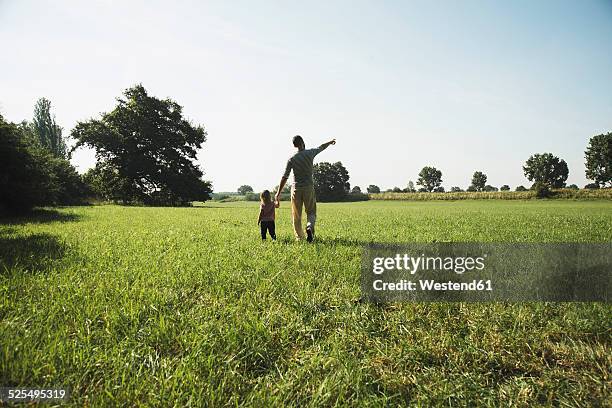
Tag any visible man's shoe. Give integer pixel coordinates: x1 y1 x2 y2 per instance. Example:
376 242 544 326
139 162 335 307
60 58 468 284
306 225 314 243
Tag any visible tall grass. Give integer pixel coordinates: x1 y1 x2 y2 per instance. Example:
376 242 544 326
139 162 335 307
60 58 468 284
370 188 612 201
1 200 611 406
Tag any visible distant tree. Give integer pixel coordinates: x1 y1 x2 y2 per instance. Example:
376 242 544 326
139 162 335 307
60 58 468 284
272 184 290 195
433 186 445 193
466 185 477 192
366 185 380 194
417 166 442 192
237 185 253 195
72 84 212 206
392 187 402 193
567 184 579 190
584 183 600 190
523 153 568 188
385 188 393 192
351 186 362 194
500 185 510 191
29 97 68 159
406 180 416 193
450 186 463 192
417 187 427 192
515 185 527 192
484 185 498 192
584 132 611 187
470 171 487 192
313 161 350 201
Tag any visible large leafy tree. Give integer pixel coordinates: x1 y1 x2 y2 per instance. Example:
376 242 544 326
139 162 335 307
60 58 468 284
417 166 442 192
366 185 380 194
523 153 568 188
313 161 350 201
585 132 611 187
31 97 68 159
72 85 212 205
470 171 487 192
237 185 253 195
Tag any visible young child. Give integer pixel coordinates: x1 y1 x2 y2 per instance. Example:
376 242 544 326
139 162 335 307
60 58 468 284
258 190 279 240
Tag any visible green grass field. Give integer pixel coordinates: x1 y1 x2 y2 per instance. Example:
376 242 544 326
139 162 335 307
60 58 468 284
1 200 611 406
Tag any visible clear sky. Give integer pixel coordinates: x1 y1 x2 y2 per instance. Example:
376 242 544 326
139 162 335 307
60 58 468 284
1 0 611 192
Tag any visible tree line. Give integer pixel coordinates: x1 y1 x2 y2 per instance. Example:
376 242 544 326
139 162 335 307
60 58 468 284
363 142 610 198
1 85 212 213
2 84 610 212
236 135 610 202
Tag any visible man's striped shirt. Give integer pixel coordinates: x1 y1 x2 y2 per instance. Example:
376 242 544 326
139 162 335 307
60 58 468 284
283 147 323 188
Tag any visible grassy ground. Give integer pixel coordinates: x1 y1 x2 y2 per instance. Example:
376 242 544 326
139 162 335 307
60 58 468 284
1 200 611 406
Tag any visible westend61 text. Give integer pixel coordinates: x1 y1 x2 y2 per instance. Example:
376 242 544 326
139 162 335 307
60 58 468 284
373 279 493 291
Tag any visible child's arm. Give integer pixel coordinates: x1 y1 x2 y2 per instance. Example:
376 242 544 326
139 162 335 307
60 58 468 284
257 207 263 225
274 200 280 208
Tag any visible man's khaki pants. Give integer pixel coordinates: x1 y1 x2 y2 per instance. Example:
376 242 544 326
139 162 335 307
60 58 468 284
291 186 316 240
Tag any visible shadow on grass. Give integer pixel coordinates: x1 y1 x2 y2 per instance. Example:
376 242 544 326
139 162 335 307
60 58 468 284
0 233 67 274
0 208 81 225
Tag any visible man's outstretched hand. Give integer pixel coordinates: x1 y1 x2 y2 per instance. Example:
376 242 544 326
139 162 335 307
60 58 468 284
320 139 336 150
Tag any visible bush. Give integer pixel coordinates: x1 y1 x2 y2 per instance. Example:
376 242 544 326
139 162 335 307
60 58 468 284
584 183 600 190
0 117 56 212
534 182 551 198
342 192 369 202
515 185 528 192
500 185 510 191
450 186 463 192
567 184 579 190
0 115 87 212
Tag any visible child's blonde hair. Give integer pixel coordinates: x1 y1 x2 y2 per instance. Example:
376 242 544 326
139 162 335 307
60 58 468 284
260 190 272 204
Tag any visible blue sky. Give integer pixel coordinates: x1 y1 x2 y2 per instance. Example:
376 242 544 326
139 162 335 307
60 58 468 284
1 0 611 191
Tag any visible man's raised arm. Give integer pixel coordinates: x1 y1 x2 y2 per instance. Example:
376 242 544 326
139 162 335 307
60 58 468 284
318 138 337 151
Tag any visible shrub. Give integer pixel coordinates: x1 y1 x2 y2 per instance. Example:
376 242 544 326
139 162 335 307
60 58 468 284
584 183 600 190
500 185 510 191
0 115 87 212
515 185 528 191
244 192 260 201
534 182 551 198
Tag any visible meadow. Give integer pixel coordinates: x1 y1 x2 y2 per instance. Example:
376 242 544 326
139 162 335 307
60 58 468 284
1 200 611 406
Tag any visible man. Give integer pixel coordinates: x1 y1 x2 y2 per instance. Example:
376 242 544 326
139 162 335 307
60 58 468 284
275 135 336 242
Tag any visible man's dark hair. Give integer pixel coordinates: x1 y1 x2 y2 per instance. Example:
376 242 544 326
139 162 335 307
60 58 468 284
292 135 304 147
